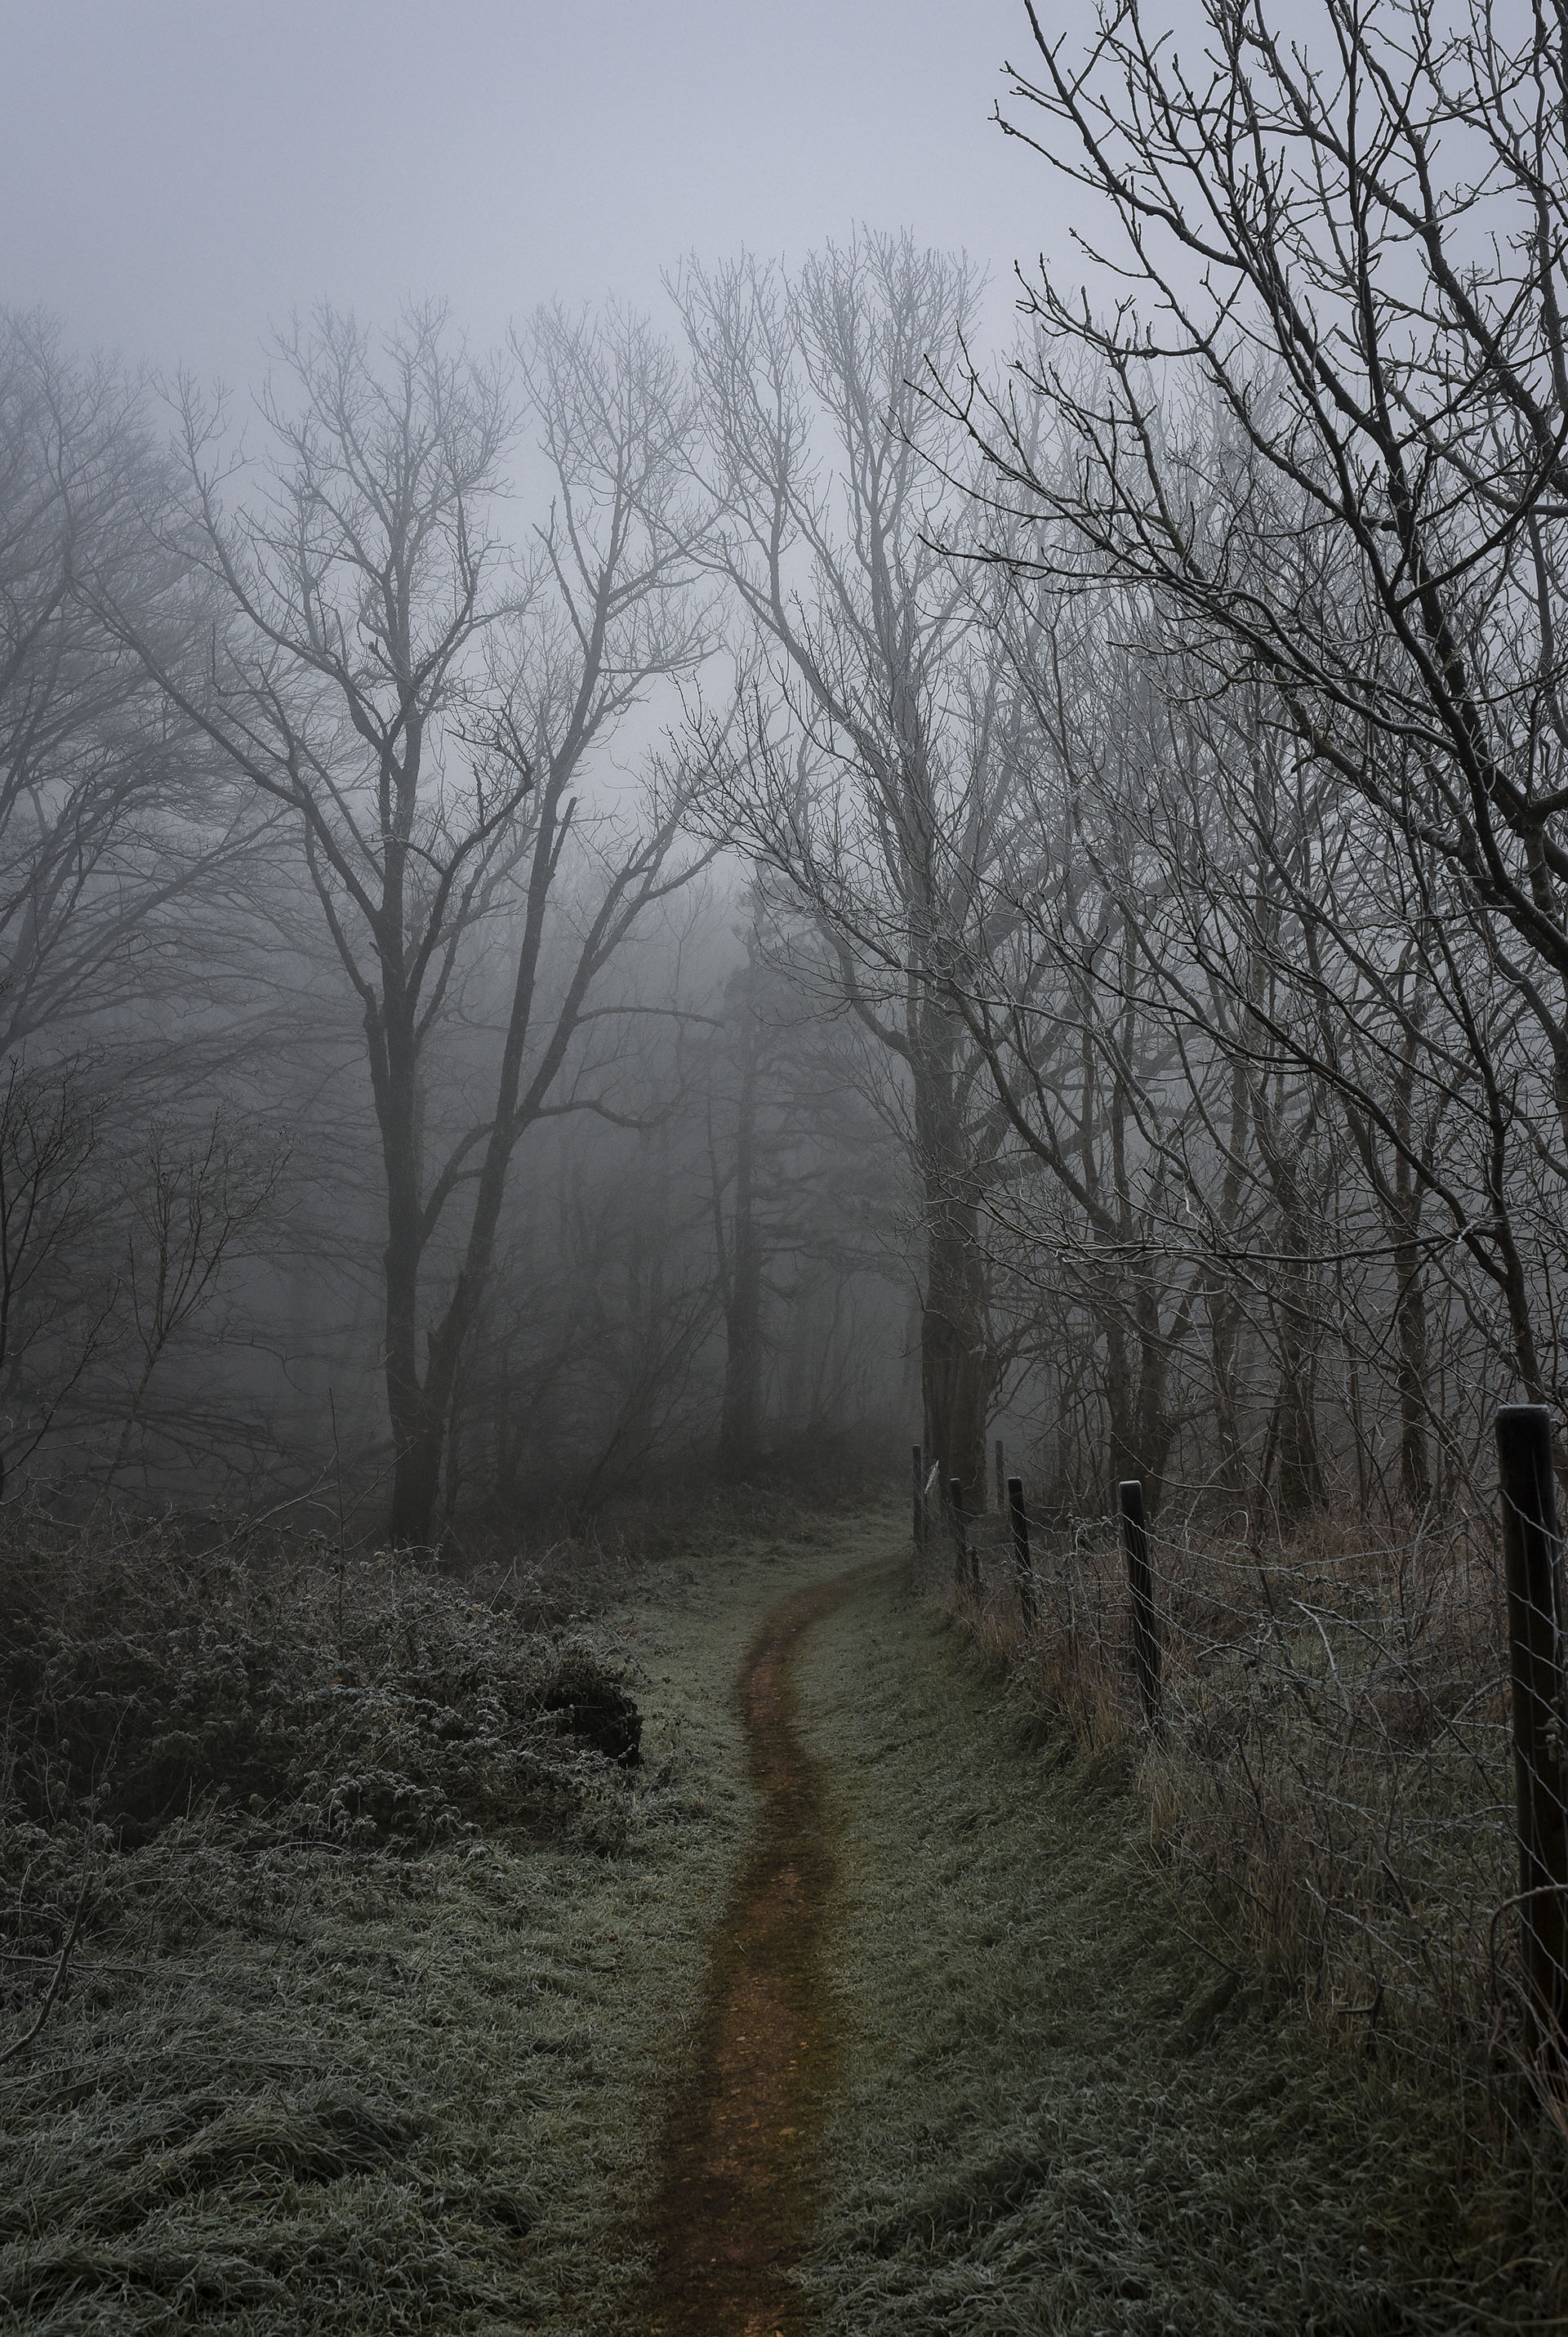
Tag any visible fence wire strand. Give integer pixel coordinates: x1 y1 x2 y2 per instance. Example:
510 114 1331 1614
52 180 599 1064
915 1487 1556 2117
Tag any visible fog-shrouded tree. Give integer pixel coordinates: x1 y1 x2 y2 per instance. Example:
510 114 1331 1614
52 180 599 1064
94 1112 283 1502
677 233 1026 1505
1129 659 1556 1481
0 312 295 1494
951 508 1562 1523
968 0 1568 1156
873 0 1568 1514
710 919 768 1471
112 304 716 1541
702 888 915 1478
0 311 269 1060
0 1056 107 1495
933 577 1214 1514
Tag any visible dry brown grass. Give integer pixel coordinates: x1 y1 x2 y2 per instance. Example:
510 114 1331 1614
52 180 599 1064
921 1500 1554 2158
799 1568 1553 2335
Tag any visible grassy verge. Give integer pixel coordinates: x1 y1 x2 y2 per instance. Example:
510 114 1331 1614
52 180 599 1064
795 1572 1549 2335
0 1505 896 2335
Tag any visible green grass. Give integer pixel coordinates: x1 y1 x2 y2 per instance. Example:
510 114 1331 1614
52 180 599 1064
0 1510 895 2335
794 1575 1548 2335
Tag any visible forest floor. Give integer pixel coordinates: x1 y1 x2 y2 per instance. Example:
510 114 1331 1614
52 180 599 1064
1 1506 1550 2334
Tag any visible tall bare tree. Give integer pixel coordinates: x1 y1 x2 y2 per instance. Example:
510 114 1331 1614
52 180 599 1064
679 234 1022 1504
971 0 1568 1164
113 306 714 1540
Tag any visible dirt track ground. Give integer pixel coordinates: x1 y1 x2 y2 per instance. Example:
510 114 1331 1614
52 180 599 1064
644 1558 898 2336
642 1550 1535 2337
1 1519 1541 2334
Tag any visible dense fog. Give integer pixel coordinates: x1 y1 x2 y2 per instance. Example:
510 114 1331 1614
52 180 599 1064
0 295 921 1535
8 0 1568 1549
11 16 1568 2333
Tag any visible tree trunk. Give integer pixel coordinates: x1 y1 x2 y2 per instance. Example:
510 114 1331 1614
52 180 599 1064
921 1210 989 1507
389 1404 444 1545
717 988 764 1472
1393 1241 1432 1512
1253 1067 1325 1528
916 1025 990 1506
717 1233 764 1471
1207 1282 1245 1498
380 1017 442 1543
387 1291 476 1545
1100 1294 1137 1496
1271 1302 1325 1524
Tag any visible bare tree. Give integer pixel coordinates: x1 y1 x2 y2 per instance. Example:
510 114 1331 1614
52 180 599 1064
0 310 267 1055
969 0 1568 1162
0 1056 107 1496
710 924 768 1471
679 234 1021 1505
97 1113 282 1501
969 542 1556 1519
113 306 715 1541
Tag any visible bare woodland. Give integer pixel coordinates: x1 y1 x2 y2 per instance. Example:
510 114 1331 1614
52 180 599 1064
11 8 1568 2325
0 0 1565 1559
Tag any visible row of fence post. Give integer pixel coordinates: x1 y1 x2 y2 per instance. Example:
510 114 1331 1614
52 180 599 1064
912 1443 1036 1620
915 1408 1568 2064
912 1443 1156 1715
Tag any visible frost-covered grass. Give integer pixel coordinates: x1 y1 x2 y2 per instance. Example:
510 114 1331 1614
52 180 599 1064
795 1576 1552 2335
13 1511 1535 2337
0 1505 896 2335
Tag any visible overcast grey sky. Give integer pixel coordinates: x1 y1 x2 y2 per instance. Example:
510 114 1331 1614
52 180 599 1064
0 2 1075 380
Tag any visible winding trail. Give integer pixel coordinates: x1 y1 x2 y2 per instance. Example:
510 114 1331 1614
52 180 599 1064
644 1555 898 2337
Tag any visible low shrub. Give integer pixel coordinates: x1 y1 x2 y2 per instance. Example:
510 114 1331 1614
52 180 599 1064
0 1519 645 1981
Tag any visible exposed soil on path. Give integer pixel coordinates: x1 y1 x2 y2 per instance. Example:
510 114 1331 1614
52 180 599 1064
643 1555 899 2337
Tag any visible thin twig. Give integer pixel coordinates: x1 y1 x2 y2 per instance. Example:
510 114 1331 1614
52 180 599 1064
0 1871 91 2067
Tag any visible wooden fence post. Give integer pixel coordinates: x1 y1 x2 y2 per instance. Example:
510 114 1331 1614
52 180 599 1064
1118 1478 1161 1725
994 1438 1005 1517
1496 1403 1568 2059
912 1444 925 1550
949 1475 974 1594
1007 1475 1036 1630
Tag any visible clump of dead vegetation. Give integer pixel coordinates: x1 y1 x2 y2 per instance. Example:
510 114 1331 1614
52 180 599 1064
929 1503 1554 2145
797 1572 1558 2337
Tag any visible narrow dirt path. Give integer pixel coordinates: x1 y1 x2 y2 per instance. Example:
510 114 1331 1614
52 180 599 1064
643 1554 898 2337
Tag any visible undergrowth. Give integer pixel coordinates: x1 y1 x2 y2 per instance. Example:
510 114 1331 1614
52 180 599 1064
920 1502 1568 2308
0 1495 893 2333
5 1527 644 1856
800 1572 1556 2333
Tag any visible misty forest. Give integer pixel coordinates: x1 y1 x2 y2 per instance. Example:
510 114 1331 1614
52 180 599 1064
10 2 1568 2330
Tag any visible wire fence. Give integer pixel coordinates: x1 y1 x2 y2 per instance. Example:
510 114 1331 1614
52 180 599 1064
911 1435 1568 2142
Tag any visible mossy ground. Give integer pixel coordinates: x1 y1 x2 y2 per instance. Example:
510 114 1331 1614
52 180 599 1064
0 1512 892 2335
794 1572 1544 2335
